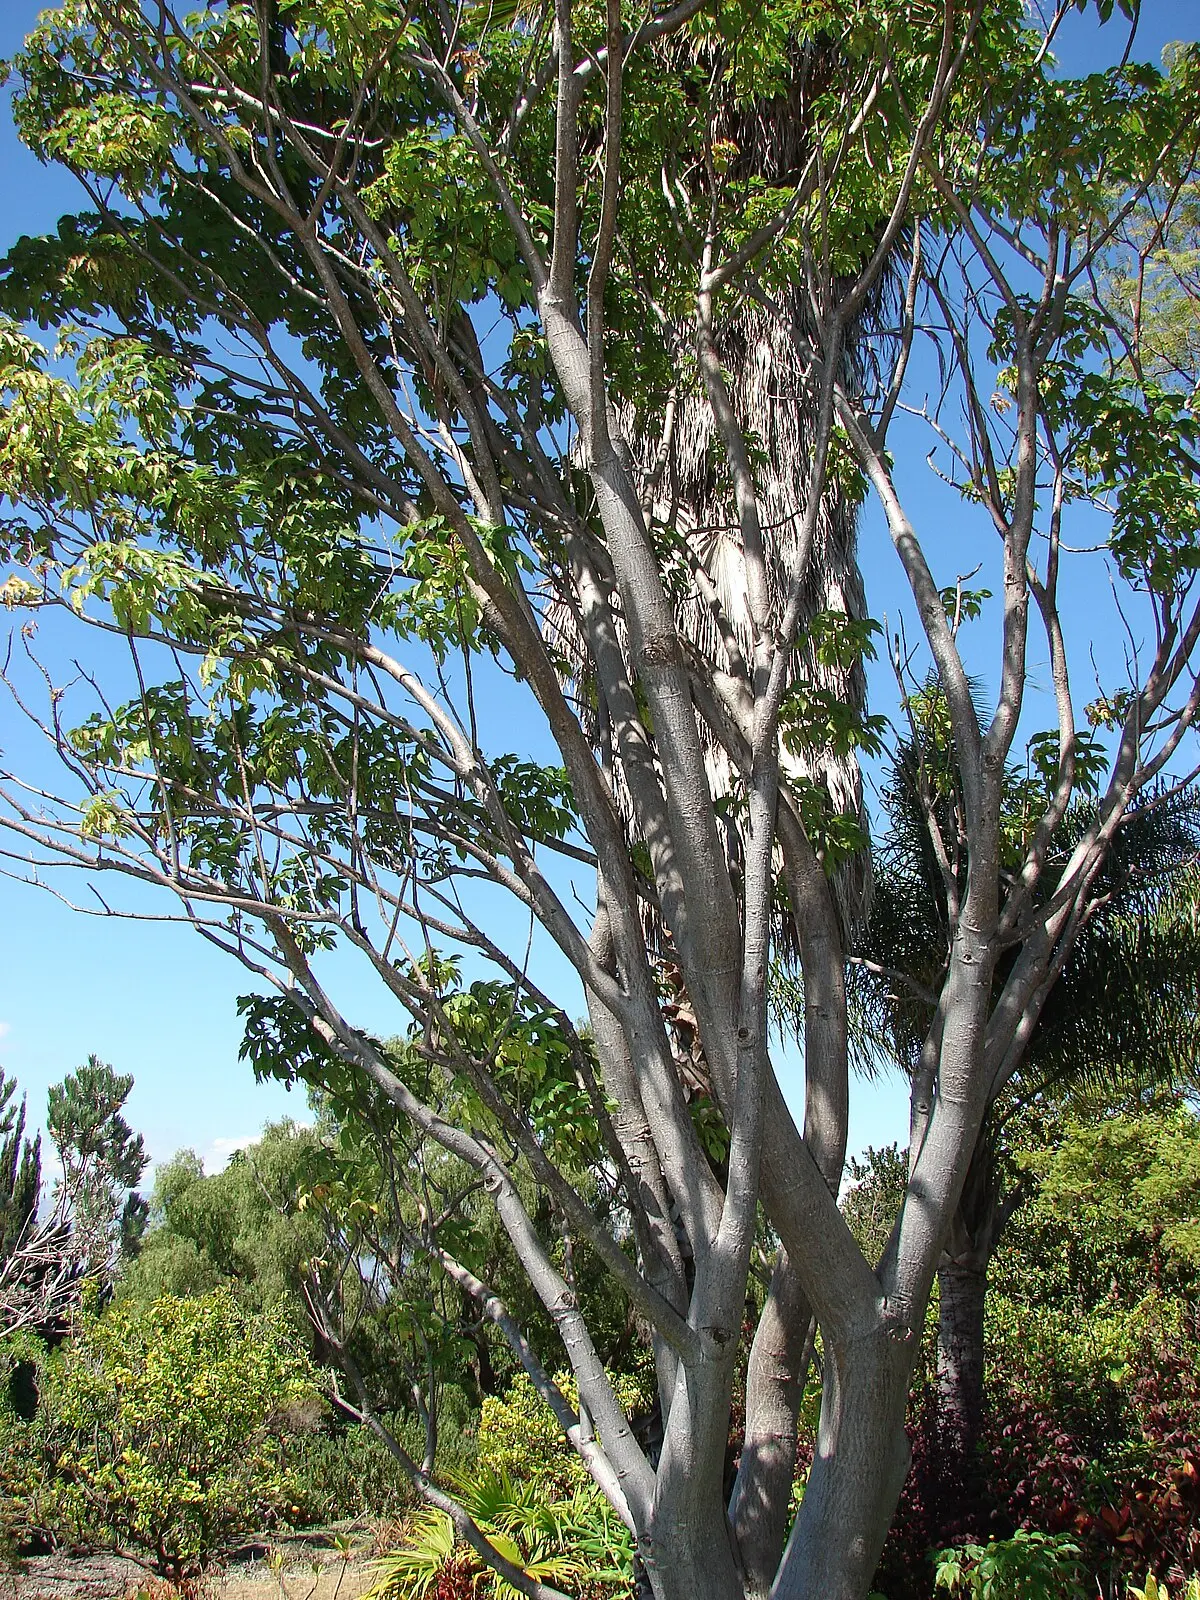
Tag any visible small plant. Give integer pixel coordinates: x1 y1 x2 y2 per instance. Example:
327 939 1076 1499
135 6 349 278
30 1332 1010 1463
1128 1577 1200 1600
366 1467 635 1600
933 1530 1088 1599
368 1496 459 1599
126 1581 203 1600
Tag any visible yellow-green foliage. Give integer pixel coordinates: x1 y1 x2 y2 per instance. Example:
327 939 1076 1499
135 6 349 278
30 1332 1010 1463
1128 1577 1200 1600
986 1292 1145 1394
985 1286 1200 1424
367 1468 636 1600
477 1368 653 1497
45 1289 321 1577
1026 1106 1200 1273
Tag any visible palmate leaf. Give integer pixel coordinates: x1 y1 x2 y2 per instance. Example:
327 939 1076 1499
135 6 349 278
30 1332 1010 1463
846 689 1200 1098
366 1502 457 1600
365 1463 632 1600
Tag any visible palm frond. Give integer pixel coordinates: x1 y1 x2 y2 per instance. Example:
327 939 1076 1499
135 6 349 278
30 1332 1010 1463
365 1466 635 1600
843 717 1200 1099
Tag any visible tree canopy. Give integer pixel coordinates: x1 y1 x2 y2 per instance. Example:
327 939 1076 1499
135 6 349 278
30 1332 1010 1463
1 3 1199 1599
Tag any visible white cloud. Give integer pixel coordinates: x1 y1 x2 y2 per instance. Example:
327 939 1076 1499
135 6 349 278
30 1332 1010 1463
165 1119 316 1177
0 1022 11 1041
204 1134 259 1174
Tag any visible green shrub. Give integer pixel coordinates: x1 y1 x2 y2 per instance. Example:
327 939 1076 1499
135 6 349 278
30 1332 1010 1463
476 1367 652 1498
933 1531 1088 1600
284 1389 481 1525
44 1289 321 1577
287 1419 419 1523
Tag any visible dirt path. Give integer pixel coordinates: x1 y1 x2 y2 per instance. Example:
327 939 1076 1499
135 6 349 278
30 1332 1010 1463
2 1535 381 1600
0 1552 146 1600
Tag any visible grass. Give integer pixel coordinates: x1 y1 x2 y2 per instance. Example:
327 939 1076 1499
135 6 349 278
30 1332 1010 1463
200 1559 377 1600
122 1550 378 1600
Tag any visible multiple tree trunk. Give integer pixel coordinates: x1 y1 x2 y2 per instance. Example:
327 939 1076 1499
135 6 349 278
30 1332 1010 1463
5 8 1199 1600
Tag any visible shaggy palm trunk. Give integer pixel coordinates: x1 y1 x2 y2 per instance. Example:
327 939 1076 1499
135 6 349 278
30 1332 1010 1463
936 1252 989 1458
935 1127 1003 1466
651 298 871 909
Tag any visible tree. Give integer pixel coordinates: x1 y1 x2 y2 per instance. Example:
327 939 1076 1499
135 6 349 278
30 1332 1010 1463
0 1070 50 1338
840 719 1200 1465
120 1124 321 1319
47 1054 148 1276
933 851 1200 1461
0 1072 41 1268
0 1056 146 1337
41 1290 320 1578
1102 159 1200 396
1 4 1199 1599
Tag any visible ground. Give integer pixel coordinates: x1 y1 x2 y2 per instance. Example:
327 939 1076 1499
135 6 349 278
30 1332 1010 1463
1 1531 381 1600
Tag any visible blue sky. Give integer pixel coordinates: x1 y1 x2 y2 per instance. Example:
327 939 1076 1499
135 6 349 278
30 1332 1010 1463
0 1 1197 1181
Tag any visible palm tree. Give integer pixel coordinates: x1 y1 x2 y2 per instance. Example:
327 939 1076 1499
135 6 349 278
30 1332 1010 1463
547 39 888 945
853 726 1200 1464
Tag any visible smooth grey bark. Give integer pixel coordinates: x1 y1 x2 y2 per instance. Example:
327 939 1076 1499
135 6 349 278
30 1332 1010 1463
587 891 690 1410
731 822 849 1596
645 1343 750 1600
731 1256 816 1598
772 1325 916 1600
887 929 999 1318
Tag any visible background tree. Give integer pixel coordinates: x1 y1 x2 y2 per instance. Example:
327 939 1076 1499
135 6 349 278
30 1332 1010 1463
1103 156 1200 397
47 1055 148 1278
0 1070 49 1340
119 1121 326 1341
0 1057 146 1337
0 1073 41 1270
0 4 1198 1600
253 1011 654 1424
1025 1098 1200 1290
831 707 1200 1465
37 1290 321 1579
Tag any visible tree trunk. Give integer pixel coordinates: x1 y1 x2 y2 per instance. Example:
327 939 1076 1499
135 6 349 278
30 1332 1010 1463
934 1122 1007 1466
936 1253 988 1458
770 1325 915 1600
644 1358 751 1600
730 1255 815 1598
642 1520 746 1600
